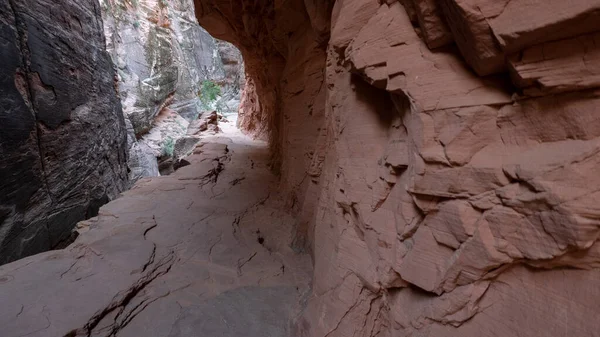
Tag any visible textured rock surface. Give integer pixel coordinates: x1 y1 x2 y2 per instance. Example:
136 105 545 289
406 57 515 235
410 0 453 48
0 0 128 264
193 0 600 336
0 120 312 337
100 0 222 134
216 41 245 114
100 0 244 182
3 0 600 335
439 0 600 75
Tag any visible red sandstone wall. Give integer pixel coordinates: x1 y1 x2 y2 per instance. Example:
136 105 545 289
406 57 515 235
195 1 600 336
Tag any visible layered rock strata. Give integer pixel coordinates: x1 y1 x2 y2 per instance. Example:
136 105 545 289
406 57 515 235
2 0 600 335
100 0 223 135
194 0 600 336
0 0 128 264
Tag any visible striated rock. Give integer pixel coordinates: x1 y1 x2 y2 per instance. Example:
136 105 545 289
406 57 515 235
345 3 512 111
0 0 128 264
100 0 223 135
489 0 600 54
237 76 266 137
216 41 245 114
509 32 600 96
410 0 454 49
173 136 202 159
4 0 600 335
100 0 243 182
128 142 160 181
439 0 600 76
330 0 380 51
438 0 508 75
191 1 600 335
225 1 600 336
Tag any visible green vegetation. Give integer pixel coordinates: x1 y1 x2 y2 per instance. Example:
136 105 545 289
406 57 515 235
198 80 221 110
161 137 175 157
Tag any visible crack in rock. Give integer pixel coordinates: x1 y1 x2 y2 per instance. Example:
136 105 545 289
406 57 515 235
65 251 175 337
236 251 258 276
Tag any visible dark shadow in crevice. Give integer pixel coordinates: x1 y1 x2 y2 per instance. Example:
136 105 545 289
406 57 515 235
351 73 397 129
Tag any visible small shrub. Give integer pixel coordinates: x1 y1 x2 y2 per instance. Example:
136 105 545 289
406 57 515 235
161 137 175 157
198 80 221 110
132 20 140 29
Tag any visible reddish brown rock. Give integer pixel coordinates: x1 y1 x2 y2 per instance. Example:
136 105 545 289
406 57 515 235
330 0 380 50
438 0 508 75
439 0 600 76
398 0 419 23
411 0 454 48
509 32 600 96
346 3 511 111
489 0 600 54
3 0 600 336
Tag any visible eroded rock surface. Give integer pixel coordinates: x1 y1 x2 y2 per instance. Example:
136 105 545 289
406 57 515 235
3 0 600 335
0 0 128 264
100 0 223 135
0 121 312 337
100 0 245 182
216 41 245 114
193 0 600 336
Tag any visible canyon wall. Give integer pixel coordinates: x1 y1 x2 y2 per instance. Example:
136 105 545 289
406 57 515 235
0 0 128 264
195 0 600 336
100 0 244 180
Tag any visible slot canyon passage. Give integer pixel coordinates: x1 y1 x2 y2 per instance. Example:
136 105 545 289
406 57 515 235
2 0 600 336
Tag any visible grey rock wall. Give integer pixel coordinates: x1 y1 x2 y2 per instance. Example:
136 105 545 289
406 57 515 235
216 41 245 114
0 0 128 264
100 0 240 181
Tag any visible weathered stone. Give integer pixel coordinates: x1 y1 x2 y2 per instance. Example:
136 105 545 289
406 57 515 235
101 0 220 135
100 0 243 182
438 0 508 75
439 0 600 76
509 32 600 96
173 136 201 159
411 0 454 48
346 3 511 111
489 0 600 54
128 142 160 181
0 0 128 264
4 0 600 336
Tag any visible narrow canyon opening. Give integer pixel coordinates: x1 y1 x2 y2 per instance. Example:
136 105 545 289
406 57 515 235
2 0 600 336
100 0 250 179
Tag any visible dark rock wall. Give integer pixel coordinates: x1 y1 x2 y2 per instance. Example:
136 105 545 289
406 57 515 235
0 0 128 264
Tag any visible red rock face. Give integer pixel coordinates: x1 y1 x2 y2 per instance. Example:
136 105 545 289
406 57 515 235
194 0 600 335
